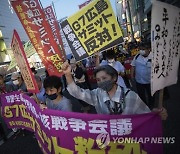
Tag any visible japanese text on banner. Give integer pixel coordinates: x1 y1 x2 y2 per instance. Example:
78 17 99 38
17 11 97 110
11 0 65 77
151 1 180 95
1 91 163 154
61 0 123 61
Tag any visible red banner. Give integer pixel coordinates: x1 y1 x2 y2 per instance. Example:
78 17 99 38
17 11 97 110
11 30 39 93
78 0 92 9
44 5 66 58
11 0 65 77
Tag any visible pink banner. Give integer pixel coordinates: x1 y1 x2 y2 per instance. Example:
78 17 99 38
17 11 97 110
1 92 164 154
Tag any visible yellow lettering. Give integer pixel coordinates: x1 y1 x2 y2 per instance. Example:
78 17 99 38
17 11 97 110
51 137 73 154
11 105 19 117
74 136 105 154
35 119 44 144
19 104 28 119
4 106 13 118
42 130 52 152
108 142 147 154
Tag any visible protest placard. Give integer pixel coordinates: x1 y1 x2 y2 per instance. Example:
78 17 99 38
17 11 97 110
61 0 123 61
151 1 180 95
11 30 39 93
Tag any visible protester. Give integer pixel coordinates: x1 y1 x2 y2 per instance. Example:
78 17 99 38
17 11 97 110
11 72 27 92
43 75 72 111
31 67 37 75
96 49 127 88
70 58 92 112
0 74 13 94
34 75 46 104
131 42 154 109
0 74 13 141
61 61 167 120
70 58 89 89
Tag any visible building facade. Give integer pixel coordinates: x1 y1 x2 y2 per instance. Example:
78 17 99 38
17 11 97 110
0 0 29 63
116 0 180 41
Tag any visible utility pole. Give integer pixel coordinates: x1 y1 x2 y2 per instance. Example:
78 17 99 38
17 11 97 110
126 0 134 41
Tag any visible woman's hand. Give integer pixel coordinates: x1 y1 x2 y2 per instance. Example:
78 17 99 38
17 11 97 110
152 107 168 120
40 104 47 110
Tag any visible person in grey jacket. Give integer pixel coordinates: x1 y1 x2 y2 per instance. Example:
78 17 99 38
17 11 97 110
61 61 167 120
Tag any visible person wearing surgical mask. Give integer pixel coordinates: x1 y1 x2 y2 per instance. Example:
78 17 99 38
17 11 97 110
11 72 27 92
43 75 72 111
96 49 127 88
131 42 154 109
61 61 167 120
0 74 13 94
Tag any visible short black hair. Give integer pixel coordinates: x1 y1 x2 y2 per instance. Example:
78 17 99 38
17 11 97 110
93 65 118 82
0 74 3 78
43 75 62 90
139 42 151 49
31 67 37 74
105 49 116 59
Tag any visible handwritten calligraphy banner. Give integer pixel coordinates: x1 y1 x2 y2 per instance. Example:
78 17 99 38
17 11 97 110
11 0 65 77
1 92 163 154
11 30 39 93
61 0 123 61
8 40 36 71
151 1 180 95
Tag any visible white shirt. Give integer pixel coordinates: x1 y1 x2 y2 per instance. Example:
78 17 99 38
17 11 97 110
100 60 127 88
67 82 150 114
131 53 152 84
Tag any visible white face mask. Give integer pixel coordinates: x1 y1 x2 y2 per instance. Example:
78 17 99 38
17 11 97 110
139 50 146 56
108 59 115 63
13 80 19 85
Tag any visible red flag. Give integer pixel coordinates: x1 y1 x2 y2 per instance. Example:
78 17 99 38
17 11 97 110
11 30 39 93
44 5 66 58
78 0 92 9
11 0 65 77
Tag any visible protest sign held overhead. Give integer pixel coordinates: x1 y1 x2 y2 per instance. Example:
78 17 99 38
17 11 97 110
78 0 92 9
11 0 65 77
151 1 180 95
61 0 124 61
44 5 66 58
11 30 39 93
1 91 164 154
8 41 36 71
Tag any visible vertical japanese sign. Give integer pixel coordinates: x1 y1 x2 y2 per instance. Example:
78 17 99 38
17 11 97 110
151 1 180 95
11 0 65 77
8 41 36 71
61 0 123 61
44 5 66 58
1 91 164 154
11 30 39 93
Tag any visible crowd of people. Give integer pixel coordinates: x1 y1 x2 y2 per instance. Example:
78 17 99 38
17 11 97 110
0 41 168 143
